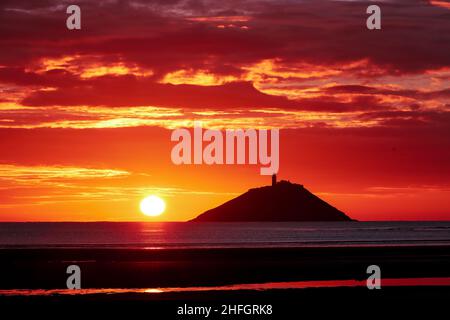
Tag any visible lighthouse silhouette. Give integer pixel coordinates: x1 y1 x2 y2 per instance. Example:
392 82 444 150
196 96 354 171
272 174 277 186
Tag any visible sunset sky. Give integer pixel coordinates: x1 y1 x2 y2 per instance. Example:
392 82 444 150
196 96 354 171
0 0 449 221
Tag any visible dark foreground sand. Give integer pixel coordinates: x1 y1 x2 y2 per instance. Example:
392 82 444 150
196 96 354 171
0 245 449 288
1 287 449 318
0 245 449 318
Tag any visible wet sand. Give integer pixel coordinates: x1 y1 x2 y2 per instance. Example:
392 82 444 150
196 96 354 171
0 245 449 289
0 245 449 318
1 287 449 318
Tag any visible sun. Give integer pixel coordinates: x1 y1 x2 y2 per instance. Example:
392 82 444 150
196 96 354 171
140 195 166 217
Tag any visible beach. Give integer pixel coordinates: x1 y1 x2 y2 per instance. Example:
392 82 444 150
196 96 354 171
1 222 449 318
1 245 450 289
1 245 450 318
2 287 450 318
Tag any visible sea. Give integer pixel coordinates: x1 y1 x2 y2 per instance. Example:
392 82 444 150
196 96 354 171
0 221 449 249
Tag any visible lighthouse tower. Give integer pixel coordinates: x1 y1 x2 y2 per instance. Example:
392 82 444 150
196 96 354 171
272 174 277 186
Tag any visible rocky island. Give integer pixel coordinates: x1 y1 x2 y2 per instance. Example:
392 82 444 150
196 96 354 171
190 175 354 222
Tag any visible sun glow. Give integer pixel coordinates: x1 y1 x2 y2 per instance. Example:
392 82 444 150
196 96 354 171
140 195 166 217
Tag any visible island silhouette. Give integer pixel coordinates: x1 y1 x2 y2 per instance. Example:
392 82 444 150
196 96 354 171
190 175 354 222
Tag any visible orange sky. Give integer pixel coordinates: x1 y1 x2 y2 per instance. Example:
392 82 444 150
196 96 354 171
0 0 449 221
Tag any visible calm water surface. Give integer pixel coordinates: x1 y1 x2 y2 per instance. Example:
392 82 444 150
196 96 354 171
0 221 449 248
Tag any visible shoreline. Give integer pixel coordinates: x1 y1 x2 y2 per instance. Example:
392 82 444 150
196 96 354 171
2 277 450 296
1 287 449 317
1 245 449 317
1 245 449 290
